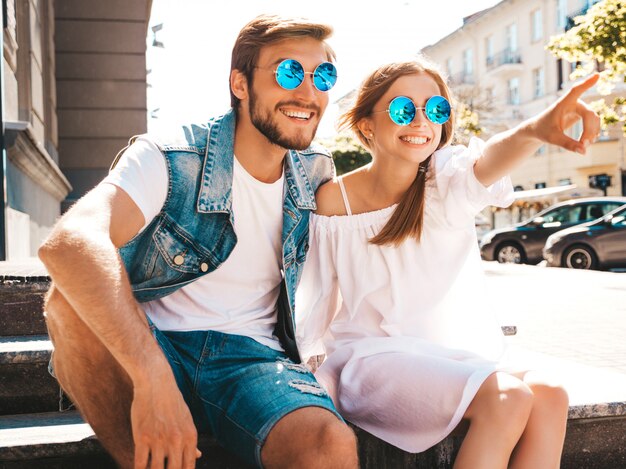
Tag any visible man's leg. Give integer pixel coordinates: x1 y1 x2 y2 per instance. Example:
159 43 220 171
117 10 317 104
177 330 357 468
45 285 135 468
261 407 358 469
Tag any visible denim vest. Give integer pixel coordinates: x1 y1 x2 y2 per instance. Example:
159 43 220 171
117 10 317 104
114 109 334 362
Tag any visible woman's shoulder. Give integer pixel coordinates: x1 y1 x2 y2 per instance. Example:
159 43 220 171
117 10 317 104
315 178 350 217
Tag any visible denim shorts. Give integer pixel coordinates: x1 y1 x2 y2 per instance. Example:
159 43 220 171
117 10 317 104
148 324 342 467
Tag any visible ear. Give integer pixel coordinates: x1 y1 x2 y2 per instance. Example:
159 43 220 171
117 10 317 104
230 69 248 101
357 118 374 140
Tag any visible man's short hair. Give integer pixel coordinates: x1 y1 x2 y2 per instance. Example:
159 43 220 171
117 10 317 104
230 14 335 109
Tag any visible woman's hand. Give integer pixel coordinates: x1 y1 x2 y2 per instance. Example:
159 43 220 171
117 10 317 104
528 73 601 154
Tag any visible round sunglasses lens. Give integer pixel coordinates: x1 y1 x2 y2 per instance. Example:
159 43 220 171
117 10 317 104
425 95 451 124
388 96 415 126
276 59 304 90
313 62 337 91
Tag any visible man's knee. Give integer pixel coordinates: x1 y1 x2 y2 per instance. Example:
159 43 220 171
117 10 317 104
44 285 98 348
262 408 358 468
313 419 358 463
44 285 75 333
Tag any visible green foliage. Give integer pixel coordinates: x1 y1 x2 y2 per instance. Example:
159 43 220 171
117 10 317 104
455 102 485 144
316 134 372 176
547 0 626 134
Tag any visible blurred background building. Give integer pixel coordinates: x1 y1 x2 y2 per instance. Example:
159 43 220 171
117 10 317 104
0 0 152 260
421 0 625 201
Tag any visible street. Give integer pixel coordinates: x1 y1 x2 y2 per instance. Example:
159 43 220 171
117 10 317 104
483 261 626 407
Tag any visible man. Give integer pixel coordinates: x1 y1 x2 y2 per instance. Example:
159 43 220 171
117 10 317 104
39 15 358 469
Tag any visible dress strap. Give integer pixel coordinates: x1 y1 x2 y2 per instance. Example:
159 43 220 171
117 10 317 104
337 177 353 216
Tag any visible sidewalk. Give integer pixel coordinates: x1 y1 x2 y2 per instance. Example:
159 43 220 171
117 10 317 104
484 261 626 376
484 261 626 414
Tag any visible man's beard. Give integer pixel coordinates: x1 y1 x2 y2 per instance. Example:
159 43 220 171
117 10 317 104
249 87 320 151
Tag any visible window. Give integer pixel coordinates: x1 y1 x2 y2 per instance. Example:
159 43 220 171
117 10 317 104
604 203 624 213
535 182 547 190
485 87 494 103
533 67 544 98
531 9 543 42
506 23 518 53
583 203 623 221
446 58 453 78
542 205 582 225
508 77 520 105
559 178 572 185
612 215 626 227
463 48 473 77
485 36 494 66
536 145 546 156
557 0 567 29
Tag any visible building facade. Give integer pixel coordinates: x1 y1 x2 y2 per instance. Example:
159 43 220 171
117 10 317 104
421 0 625 201
1 0 152 260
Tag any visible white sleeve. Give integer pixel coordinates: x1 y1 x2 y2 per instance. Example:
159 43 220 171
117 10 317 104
295 217 341 361
433 137 514 225
101 137 168 230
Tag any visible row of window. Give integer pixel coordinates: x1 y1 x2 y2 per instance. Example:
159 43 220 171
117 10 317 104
448 17 531 79
506 67 544 105
445 0 602 79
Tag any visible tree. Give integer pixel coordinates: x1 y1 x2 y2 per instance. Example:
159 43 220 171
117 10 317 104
316 134 372 176
449 82 504 145
455 102 485 145
547 0 626 134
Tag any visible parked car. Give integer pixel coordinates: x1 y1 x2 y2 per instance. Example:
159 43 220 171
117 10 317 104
479 197 626 264
543 204 626 270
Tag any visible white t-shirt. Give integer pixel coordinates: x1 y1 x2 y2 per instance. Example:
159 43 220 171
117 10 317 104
102 137 284 350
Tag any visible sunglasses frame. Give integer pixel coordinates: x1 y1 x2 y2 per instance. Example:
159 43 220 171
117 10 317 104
273 59 338 92
380 95 451 126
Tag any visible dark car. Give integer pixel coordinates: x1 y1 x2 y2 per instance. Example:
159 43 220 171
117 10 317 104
479 197 626 264
543 204 626 270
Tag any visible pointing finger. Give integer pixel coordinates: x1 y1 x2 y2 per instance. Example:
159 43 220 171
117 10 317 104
565 73 600 102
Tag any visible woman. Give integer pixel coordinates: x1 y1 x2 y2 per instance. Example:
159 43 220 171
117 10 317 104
297 58 600 468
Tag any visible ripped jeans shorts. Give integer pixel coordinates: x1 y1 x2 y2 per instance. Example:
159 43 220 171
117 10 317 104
149 324 343 468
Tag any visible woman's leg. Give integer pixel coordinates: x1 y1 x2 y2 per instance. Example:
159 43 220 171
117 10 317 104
454 372 533 469
508 371 569 469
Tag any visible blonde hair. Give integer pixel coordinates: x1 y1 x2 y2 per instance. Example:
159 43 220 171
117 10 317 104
230 14 336 109
338 58 455 246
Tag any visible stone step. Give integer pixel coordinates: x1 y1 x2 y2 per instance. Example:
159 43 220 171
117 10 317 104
0 406 624 469
0 279 49 337
0 337 60 416
0 412 115 468
0 411 250 468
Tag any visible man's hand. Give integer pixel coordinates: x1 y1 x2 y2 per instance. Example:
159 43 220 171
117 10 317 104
131 370 201 469
529 73 601 155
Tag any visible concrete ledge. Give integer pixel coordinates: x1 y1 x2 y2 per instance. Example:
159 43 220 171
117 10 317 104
0 337 52 365
0 412 250 469
0 337 60 415
2 410 624 469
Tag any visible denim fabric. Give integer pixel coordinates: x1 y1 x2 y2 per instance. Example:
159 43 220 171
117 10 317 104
114 109 334 362
149 323 342 468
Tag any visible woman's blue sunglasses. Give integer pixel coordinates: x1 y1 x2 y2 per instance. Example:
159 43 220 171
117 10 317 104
273 59 338 92
380 95 451 126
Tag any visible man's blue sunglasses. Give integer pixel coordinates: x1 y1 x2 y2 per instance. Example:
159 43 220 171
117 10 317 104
272 59 338 92
378 95 451 126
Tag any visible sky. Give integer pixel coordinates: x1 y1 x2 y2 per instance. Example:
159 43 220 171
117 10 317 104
146 0 502 137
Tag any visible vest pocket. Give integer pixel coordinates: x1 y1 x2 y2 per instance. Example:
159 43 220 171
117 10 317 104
152 217 210 274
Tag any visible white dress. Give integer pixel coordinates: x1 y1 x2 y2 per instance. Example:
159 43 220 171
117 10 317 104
296 138 515 453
